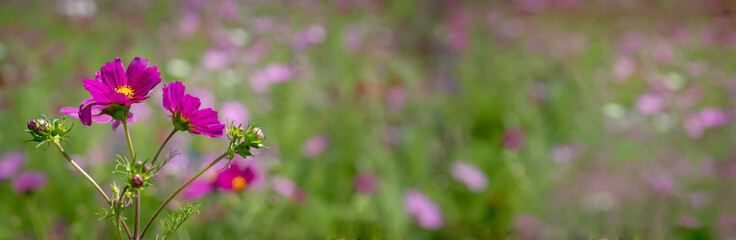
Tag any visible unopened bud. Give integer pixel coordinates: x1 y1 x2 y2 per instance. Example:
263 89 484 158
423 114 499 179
252 127 264 141
27 121 37 131
131 174 144 187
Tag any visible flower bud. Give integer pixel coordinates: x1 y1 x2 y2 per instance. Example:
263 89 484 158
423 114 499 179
27 121 37 131
252 127 264 141
131 174 144 187
135 161 150 172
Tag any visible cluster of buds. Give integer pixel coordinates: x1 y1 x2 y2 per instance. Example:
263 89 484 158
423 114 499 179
114 157 158 191
227 122 266 159
26 116 72 144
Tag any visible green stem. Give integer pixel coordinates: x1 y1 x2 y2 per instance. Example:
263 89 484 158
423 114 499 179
122 120 140 240
26 198 48 240
115 218 124 240
122 121 135 160
53 142 111 204
135 189 141 239
139 152 230 239
53 141 132 238
151 128 178 166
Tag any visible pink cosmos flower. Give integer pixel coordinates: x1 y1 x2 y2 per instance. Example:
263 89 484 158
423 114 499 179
0 151 25 180
354 171 378 195
220 101 249 124
502 127 525 151
215 163 257 192
182 157 262 199
403 189 443 230
302 134 328 157
684 108 729 138
13 171 47 193
162 81 225 137
636 93 664 115
60 57 161 128
450 161 488 192
272 175 308 204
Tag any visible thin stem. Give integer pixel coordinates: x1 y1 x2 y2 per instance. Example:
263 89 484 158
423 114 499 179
135 189 141 239
140 152 230 239
122 121 135 160
122 120 141 240
151 128 178 166
115 218 124 240
53 141 132 238
54 142 112 204
26 198 48 240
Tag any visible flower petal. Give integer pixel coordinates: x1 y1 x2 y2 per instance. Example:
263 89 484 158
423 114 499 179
179 94 201 117
60 107 80 118
162 81 186 113
100 57 126 89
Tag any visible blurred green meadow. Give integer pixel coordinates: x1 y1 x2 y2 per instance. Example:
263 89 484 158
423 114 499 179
2 0 736 239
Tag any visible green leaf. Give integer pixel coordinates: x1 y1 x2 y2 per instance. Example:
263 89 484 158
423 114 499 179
159 202 200 240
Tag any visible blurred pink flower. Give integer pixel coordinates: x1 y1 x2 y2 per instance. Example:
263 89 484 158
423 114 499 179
218 0 239 21
342 26 364 52
293 24 326 51
202 49 231 70
614 56 635 79
179 12 200 36
0 151 25 180
450 161 488 192
130 103 152 123
513 0 547 12
646 172 673 195
242 41 270 65
502 127 525 151
220 101 249 124
677 215 700 228
182 178 215 200
515 214 545 239
403 189 443 230
689 191 710 208
13 171 47 193
354 171 378 195
386 85 406 110
717 215 736 238
446 9 468 52
499 19 525 39
617 32 645 55
550 0 579 8
250 64 294 93
273 175 308 203
636 93 664 115
550 143 581 163
302 134 328 158
652 43 673 63
382 125 402 146
190 88 216 110
215 163 258 192
684 108 729 138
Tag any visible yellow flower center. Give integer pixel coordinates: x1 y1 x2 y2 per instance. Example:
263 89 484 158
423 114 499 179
232 176 247 190
115 85 135 98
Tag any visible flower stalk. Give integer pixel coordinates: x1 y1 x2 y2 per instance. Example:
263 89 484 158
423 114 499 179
139 151 230 239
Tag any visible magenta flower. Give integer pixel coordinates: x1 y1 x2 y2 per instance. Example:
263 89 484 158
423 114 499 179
60 57 161 128
162 81 225 137
404 189 443 230
0 151 25 180
302 134 328 157
272 175 308 204
13 171 47 193
354 171 378 196
502 127 525 151
450 161 488 192
215 163 256 192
